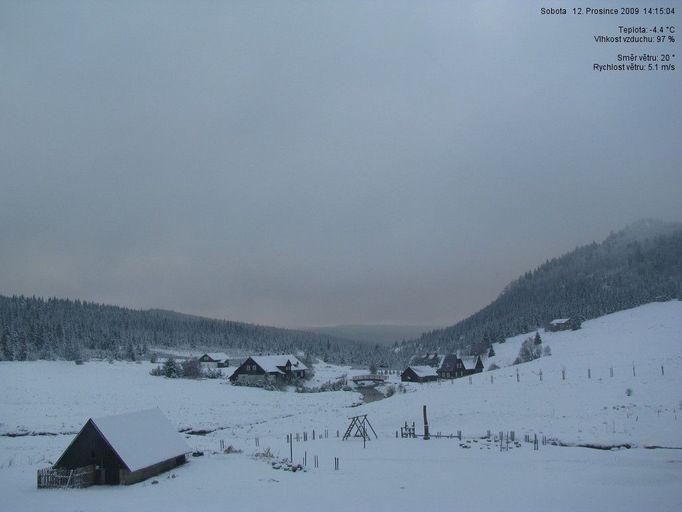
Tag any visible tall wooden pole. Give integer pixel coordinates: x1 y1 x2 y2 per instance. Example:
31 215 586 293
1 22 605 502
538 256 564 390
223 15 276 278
423 405 430 440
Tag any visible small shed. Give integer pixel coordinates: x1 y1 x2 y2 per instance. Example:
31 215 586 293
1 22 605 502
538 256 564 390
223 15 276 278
198 352 229 368
47 408 191 486
401 366 438 383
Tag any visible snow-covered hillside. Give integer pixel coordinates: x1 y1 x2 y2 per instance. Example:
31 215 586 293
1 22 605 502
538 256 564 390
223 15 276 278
378 300 682 448
1 301 681 511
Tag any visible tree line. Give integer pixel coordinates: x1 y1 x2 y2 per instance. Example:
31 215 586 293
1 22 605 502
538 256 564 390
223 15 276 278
0 295 396 366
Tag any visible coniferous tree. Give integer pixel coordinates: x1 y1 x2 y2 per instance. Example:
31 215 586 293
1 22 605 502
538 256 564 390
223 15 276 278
0 328 12 360
163 357 181 378
125 342 136 361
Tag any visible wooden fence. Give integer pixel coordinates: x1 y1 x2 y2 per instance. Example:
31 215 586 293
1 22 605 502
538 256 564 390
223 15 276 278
37 465 95 489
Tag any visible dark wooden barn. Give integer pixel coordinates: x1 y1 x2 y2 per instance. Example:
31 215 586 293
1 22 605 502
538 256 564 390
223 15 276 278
49 408 191 486
547 317 581 332
400 366 438 383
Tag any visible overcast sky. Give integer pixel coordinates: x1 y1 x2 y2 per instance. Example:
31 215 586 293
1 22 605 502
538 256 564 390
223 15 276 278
1 1 680 328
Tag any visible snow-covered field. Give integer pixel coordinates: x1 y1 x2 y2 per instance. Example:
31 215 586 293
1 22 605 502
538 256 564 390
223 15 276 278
1 301 682 511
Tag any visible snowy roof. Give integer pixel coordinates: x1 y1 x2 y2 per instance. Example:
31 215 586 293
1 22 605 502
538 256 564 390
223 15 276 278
89 408 191 472
407 365 438 378
550 318 571 325
202 352 229 361
460 356 481 370
250 355 308 374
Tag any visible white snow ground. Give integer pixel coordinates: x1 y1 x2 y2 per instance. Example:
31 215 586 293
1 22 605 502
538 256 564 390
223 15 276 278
1 301 681 511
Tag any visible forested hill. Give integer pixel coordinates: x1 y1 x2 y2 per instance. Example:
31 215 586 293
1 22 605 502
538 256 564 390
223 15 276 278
0 296 392 365
401 219 682 356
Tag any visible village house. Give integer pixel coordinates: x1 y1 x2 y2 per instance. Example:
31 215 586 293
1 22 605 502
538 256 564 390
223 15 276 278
404 353 485 381
436 354 466 379
400 365 438 383
547 317 581 332
460 355 485 375
41 408 190 487
198 352 229 368
229 354 308 385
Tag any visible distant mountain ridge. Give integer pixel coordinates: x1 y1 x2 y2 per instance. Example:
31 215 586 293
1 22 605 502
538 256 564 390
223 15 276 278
400 219 682 356
303 324 443 346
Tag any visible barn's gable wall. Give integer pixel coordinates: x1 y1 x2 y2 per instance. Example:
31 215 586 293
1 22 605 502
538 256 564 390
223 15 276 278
55 421 123 471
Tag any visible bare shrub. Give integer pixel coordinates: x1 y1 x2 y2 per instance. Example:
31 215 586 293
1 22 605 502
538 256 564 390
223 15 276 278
181 358 202 378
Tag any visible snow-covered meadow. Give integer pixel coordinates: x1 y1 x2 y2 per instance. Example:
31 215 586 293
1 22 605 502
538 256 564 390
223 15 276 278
1 302 681 511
